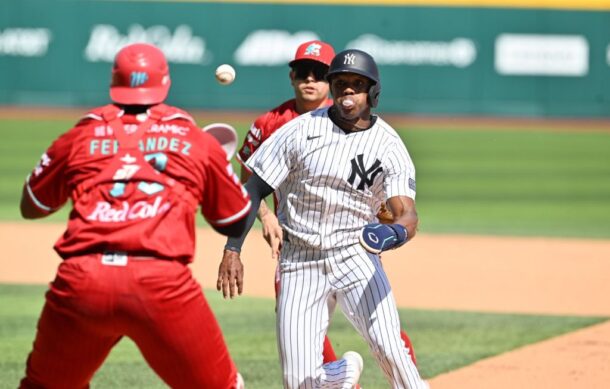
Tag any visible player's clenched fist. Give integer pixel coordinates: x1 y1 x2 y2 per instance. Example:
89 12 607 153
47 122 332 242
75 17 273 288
217 249 244 299
359 223 408 254
376 202 394 224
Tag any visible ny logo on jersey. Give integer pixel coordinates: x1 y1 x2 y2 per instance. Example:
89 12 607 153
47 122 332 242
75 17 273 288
344 53 356 65
130 72 149 87
347 154 383 191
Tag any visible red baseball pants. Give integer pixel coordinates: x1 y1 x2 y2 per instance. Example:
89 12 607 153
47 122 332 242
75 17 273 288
20 255 239 389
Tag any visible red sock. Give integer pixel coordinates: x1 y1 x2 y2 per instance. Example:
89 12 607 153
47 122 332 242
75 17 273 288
323 331 417 365
322 337 362 388
401 330 417 365
321 336 337 363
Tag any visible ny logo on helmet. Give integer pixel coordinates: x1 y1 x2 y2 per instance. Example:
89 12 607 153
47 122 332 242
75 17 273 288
348 154 383 191
344 53 356 65
130 72 149 88
305 43 322 57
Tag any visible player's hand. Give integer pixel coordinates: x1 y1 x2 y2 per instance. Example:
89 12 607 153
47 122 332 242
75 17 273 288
359 223 408 254
261 213 283 261
217 249 244 299
376 202 394 224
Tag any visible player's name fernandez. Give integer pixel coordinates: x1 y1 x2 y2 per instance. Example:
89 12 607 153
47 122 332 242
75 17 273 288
89 136 192 156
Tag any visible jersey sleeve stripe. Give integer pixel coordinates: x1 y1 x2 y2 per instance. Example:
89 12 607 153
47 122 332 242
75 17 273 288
162 113 195 123
208 200 252 226
25 174 55 213
83 113 103 121
236 153 253 172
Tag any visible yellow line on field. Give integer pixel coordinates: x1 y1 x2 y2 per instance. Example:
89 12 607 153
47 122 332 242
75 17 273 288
109 0 610 11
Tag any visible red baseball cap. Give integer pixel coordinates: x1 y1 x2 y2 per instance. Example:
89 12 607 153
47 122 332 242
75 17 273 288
289 40 335 67
110 43 171 105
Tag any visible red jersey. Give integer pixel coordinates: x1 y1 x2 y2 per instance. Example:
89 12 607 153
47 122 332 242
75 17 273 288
25 104 251 263
237 98 333 167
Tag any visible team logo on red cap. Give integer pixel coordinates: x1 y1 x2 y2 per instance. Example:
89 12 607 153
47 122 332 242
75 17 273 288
304 43 322 57
130 72 149 88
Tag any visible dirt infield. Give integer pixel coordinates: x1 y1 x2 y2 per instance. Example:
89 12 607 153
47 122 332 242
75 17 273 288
1 222 609 388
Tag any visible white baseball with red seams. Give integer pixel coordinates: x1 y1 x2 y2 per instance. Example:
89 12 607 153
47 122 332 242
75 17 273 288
215 64 236 85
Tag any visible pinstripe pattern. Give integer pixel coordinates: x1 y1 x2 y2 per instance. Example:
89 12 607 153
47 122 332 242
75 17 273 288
247 107 416 252
248 107 425 388
277 245 426 388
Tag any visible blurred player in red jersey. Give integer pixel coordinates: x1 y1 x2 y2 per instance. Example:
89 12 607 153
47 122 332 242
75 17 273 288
19 43 250 389
237 40 335 264
236 40 418 368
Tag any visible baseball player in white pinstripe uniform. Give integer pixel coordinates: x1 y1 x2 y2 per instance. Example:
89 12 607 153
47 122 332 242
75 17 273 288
218 49 427 388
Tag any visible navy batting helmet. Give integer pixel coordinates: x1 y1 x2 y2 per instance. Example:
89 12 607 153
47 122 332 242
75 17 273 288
326 49 381 108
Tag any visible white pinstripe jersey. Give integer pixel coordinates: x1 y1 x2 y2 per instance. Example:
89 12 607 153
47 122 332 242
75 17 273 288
247 107 416 252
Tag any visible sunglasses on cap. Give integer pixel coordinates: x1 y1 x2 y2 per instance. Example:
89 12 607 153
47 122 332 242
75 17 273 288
292 62 329 81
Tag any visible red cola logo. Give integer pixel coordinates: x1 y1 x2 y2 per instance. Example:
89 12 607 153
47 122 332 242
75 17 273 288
86 196 171 222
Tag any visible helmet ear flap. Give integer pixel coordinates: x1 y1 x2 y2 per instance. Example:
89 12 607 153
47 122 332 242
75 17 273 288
368 82 381 108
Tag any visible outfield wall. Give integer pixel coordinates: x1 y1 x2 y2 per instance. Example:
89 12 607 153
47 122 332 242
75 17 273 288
1 0 609 117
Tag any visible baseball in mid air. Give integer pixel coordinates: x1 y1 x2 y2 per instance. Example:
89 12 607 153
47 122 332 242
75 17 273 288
215 64 236 85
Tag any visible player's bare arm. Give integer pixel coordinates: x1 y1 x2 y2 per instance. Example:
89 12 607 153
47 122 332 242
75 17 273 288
387 195 419 241
259 207 283 261
240 165 283 260
219 172 275 297
360 196 416 255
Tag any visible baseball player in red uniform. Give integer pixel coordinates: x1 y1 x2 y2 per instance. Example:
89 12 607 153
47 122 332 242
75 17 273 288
236 40 418 369
19 43 250 389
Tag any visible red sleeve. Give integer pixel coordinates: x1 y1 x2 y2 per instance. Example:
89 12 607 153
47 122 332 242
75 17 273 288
237 113 268 166
200 134 251 226
236 100 298 166
25 129 77 214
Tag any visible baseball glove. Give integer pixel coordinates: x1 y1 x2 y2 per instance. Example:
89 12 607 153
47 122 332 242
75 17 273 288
202 123 237 161
376 202 394 224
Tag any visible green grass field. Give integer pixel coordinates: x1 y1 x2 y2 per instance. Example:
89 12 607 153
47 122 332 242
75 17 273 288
1 116 609 387
0 284 605 389
2 117 609 237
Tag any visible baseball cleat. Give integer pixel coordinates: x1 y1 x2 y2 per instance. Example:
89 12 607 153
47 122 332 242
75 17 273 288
342 351 364 388
235 372 245 389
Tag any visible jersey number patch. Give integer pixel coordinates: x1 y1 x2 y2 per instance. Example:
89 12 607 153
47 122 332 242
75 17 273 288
110 152 168 197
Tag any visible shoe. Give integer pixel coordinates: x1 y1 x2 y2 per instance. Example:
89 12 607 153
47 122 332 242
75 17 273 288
235 372 245 389
342 351 363 388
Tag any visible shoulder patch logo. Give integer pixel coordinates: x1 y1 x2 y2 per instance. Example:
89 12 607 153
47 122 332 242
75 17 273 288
409 177 416 191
